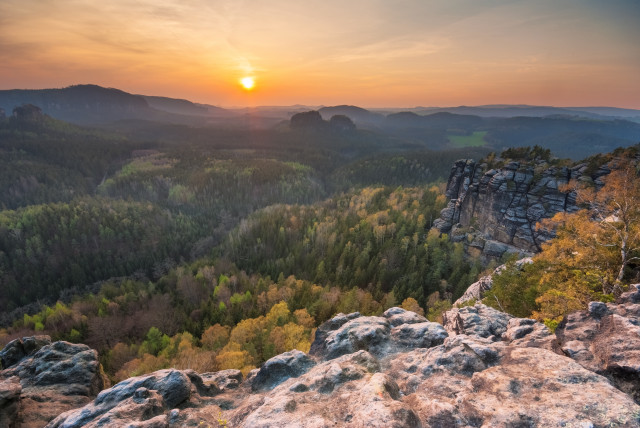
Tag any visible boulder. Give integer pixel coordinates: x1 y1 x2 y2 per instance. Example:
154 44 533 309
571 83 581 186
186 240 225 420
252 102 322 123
20 302 640 427
201 369 242 391
383 307 427 326
46 368 219 428
0 338 106 428
556 285 640 402
251 350 316 392
442 303 512 340
0 335 51 369
310 315 391 360
390 322 448 350
0 376 21 428
453 257 533 305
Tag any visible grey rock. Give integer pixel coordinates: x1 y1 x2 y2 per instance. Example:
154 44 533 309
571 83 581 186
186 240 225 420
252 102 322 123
201 369 242 390
45 369 196 427
557 296 640 403
0 376 21 427
391 322 448 350
0 335 51 369
383 307 427 326
310 315 391 360
432 157 614 255
308 312 361 357
251 350 316 391
454 257 533 306
442 303 512 340
0 338 106 428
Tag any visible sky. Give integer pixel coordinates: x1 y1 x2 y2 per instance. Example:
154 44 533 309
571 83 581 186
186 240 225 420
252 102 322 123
1 0 639 108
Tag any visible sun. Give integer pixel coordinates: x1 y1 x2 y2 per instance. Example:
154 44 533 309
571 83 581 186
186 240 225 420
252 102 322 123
240 77 255 90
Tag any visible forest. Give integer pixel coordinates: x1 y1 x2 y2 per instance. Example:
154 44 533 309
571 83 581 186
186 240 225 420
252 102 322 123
0 102 638 384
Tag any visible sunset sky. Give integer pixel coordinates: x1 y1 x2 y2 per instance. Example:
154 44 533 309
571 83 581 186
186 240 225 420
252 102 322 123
1 0 639 108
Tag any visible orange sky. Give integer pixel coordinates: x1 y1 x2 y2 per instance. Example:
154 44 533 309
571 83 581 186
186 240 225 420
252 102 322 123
1 0 639 108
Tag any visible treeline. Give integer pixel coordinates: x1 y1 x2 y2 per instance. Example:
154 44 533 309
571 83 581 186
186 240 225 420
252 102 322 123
0 198 197 311
1 260 430 381
327 148 490 192
224 186 484 304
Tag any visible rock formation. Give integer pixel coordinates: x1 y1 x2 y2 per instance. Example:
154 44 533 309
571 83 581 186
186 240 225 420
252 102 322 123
556 284 640 403
432 158 613 258
0 336 107 428
10 299 636 428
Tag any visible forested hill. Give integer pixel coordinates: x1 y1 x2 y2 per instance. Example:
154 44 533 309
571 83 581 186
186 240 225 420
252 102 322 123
0 85 232 125
0 109 489 317
1 104 639 397
2 85 640 159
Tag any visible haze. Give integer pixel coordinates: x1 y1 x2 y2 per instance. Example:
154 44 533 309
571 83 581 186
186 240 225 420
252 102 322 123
1 0 639 108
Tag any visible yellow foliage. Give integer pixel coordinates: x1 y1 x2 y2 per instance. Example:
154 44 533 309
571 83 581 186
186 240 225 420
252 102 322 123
201 324 230 351
293 309 315 329
266 301 290 327
401 297 424 316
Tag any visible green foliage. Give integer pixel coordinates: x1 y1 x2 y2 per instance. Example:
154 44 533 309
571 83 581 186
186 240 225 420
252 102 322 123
484 261 543 318
0 198 197 311
224 186 481 305
448 131 487 148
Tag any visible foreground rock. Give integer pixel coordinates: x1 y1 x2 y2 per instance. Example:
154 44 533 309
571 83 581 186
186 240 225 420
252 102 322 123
41 304 640 427
0 336 107 428
47 369 225 427
556 283 640 402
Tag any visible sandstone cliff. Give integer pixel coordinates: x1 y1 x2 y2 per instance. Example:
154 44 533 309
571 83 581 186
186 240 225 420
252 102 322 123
0 336 107 428
432 157 613 258
4 286 639 427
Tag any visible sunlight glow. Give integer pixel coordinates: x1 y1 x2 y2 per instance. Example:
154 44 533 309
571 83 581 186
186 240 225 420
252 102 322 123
241 77 255 90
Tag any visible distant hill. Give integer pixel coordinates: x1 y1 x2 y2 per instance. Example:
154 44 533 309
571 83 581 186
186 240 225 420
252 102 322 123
390 105 640 122
142 95 236 118
0 84 236 126
318 105 384 128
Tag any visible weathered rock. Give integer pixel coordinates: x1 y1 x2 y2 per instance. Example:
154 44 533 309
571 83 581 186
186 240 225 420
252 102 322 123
391 322 448 350
26 300 640 427
442 303 512 340
454 274 493 306
307 308 449 354
391 342 640 427
455 347 639 427
382 307 427 326
0 376 21 428
0 338 106 428
251 350 316 391
557 284 640 402
50 388 167 428
310 315 391 360
432 158 612 256
501 318 559 351
308 312 361 357
201 369 242 391
45 368 220 428
228 350 422 428
0 335 51 370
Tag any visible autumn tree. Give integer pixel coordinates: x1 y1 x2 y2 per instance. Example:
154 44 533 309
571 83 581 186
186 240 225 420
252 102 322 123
488 160 640 327
545 161 640 295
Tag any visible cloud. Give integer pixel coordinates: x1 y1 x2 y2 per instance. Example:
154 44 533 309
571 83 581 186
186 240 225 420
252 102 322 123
331 37 450 63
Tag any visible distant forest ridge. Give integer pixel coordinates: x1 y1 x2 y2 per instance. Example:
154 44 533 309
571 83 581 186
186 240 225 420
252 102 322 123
0 85 639 160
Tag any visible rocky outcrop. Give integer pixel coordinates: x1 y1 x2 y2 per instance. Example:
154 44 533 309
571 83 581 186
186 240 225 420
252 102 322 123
432 158 612 257
0 336 107 428
309 308 448 360
453 257 533 305
38 302 640 427
556 284 640 403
